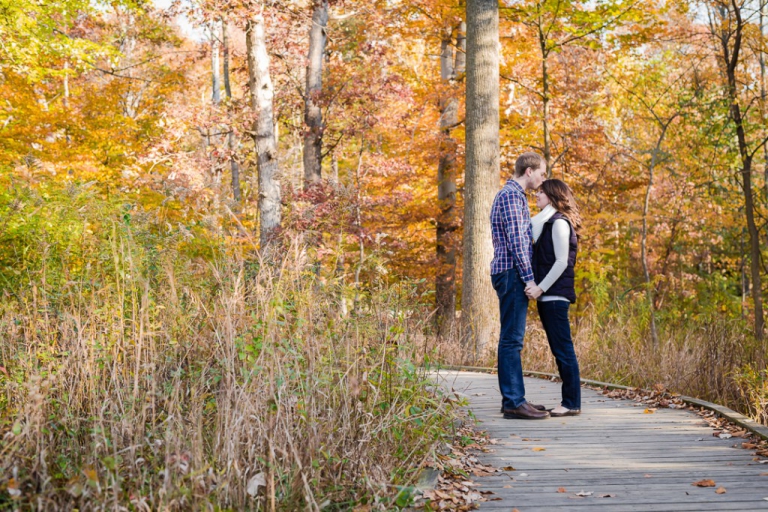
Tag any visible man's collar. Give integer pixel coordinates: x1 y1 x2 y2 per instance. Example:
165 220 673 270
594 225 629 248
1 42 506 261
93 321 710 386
506 179 526 193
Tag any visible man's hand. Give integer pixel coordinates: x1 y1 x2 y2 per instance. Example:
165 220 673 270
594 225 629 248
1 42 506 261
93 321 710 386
525 284 543 300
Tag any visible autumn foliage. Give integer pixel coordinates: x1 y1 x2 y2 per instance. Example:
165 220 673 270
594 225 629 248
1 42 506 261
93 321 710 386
1 0 768 508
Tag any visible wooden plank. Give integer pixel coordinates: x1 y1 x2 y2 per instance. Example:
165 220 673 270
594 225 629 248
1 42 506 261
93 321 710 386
433 371 768 511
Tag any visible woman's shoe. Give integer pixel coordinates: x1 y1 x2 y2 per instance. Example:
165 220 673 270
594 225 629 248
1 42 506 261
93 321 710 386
549 406 580 417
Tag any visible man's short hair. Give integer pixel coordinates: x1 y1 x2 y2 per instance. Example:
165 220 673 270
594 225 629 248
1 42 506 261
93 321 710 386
514 152 544 177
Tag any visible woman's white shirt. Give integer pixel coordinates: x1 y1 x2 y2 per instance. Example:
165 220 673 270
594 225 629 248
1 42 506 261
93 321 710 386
531 205 570 303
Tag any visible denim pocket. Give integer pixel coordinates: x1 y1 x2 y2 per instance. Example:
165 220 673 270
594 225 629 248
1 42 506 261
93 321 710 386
491 271 508 296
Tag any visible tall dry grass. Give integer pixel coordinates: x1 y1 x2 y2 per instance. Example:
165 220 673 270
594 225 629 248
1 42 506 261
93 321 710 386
0 188 455 510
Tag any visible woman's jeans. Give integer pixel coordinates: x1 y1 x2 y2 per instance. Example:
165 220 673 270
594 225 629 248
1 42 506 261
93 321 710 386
492 268 529 410
537 300 581 410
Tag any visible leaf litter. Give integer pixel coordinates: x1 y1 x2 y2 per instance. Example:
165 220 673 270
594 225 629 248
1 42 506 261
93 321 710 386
414 419 507 511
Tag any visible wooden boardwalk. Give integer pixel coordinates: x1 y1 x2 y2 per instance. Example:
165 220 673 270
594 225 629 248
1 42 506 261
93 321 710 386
436 371 768 511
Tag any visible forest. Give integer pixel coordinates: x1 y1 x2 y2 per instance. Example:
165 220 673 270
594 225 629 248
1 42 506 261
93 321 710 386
1 0 767 509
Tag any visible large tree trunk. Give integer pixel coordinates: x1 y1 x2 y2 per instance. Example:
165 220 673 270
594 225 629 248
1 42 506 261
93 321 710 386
303 0 328 189
246 17 281 247
462 0 500 360
222 20 240 203
436 25 459 338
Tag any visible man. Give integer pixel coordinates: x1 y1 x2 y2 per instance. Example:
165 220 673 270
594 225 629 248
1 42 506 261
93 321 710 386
490 151 548 419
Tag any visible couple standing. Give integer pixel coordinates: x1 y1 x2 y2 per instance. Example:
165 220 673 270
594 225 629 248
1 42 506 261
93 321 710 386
490 151 582 420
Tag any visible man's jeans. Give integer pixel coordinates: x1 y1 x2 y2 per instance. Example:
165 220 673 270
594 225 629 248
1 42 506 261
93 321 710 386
492 267 529 410
537 300 581 410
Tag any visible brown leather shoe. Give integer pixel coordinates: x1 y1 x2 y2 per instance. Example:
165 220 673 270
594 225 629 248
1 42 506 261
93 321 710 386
502 402 550 420
500 402 546 413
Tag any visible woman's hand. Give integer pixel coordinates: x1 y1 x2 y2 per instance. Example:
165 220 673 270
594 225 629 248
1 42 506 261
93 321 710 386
525 284 544 300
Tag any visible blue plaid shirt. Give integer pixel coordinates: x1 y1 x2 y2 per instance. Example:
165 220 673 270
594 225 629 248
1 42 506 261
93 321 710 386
490 179 534 281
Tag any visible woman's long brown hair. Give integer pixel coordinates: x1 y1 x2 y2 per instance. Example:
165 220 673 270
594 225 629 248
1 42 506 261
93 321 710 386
540 179 582 233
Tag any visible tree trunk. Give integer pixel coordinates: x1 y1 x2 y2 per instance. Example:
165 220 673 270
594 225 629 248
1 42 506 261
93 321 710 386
436 25 459 338
641 125 670 348
211 23 221 106
222 20 240 203
462 0 500 360
246 17 281 247
455 20 466 76
760 0 768 200
222 19 232 100
538 25 552 177
303 0 328 189
119 15 141 119
717 3 764 339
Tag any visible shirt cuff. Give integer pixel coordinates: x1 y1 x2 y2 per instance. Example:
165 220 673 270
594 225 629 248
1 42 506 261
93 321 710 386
518 266 534 283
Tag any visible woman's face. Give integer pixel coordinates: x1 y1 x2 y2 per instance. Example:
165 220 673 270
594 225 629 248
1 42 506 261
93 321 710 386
536 189 550 209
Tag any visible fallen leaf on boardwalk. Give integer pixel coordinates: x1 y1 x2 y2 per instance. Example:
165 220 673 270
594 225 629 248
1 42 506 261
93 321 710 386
715 487 726 494
503 485 512 488
513 509 521 512
643 408 655 414
760 473 768 476
557 487 566 493
719 433 732 439
502 466 516 471
532 447 546 452
598 494 616 498
576 491 593 497
743 443 758 449
692 479 716 487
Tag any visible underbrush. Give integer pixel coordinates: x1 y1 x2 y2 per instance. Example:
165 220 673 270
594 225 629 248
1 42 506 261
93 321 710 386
426 298 767 426
0 181 455 510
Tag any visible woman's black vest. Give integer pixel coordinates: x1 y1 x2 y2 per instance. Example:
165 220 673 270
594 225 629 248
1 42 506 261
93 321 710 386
533 212 578 303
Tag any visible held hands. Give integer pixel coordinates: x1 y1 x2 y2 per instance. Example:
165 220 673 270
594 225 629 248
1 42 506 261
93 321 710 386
525 283 543 300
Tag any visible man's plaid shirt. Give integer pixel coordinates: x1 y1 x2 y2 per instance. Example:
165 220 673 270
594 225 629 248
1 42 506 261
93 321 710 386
490 179 534 281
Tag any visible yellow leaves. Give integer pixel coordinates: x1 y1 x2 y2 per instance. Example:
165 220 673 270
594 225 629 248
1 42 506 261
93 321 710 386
692 479 716 487
532 447 546 452
84 467 98 482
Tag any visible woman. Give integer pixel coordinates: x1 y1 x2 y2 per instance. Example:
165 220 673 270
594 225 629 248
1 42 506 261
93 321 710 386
525 179 582 417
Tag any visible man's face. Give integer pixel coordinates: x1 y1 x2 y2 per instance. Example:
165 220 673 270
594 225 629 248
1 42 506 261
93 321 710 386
528 162 547 190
